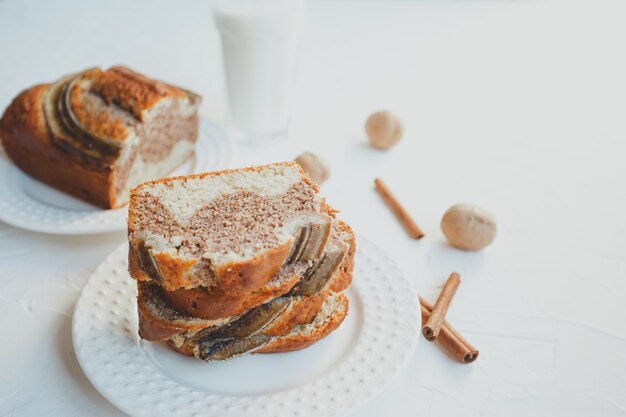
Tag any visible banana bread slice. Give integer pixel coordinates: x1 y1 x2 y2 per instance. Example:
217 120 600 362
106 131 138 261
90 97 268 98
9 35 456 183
128 162 334 295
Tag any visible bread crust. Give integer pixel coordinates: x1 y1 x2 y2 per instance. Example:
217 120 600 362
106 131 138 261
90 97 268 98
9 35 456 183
329 220 355 293
262 291 328 337
137 281 224 341
257 293 349 353
139 309 190 342
89 66 188 123
0 85 116 207
214 242 293 296
158 261 303 320
128 161 319 195
128 237 293 295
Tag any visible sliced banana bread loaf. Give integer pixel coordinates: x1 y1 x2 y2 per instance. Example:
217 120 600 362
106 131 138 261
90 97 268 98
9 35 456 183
0 66 200 208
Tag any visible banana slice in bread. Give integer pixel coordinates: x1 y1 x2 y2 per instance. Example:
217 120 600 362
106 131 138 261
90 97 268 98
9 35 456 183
168 292 350 360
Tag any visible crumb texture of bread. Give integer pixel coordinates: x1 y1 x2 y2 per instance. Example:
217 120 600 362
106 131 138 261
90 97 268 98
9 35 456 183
136 162 308 224
131 182 321 259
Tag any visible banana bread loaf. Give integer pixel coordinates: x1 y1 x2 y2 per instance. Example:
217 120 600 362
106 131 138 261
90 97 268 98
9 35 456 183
0 66 201 208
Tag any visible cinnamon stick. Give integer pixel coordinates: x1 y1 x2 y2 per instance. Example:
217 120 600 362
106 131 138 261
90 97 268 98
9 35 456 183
422 272 461 341
374 178 424 239
420 297 478 363
419 298 479 363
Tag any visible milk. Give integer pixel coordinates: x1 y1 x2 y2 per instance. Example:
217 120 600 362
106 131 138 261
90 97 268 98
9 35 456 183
213 0 307 143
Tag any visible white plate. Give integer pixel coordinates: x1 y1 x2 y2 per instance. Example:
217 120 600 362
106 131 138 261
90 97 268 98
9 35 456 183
72 238 421 417
0 119 233 235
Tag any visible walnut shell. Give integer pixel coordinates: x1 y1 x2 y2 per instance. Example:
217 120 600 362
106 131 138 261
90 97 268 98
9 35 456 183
294 152 330 185
365 111 403 149
441 204 496 251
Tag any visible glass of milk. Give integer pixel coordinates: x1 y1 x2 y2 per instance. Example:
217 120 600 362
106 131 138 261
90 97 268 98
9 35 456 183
213 0 307 144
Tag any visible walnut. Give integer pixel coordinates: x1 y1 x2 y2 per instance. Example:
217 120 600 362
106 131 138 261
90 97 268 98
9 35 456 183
295 152 330 185
365 110 403 149
441 204 497 251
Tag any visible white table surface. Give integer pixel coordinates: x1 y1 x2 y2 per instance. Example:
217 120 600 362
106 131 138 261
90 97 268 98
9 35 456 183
1 0 625 416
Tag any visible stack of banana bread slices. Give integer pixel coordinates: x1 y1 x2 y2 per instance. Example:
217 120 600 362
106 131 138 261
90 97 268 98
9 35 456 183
128 162 355 362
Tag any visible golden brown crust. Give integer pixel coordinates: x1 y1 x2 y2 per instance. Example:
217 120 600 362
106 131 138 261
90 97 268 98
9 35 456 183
329 220 356 293
69 75 132 142
129 161 318 197
321 200 339 218
159 262 302 320
137 281 219 342
128 238 200 286
91 66 187 122
215 242 293 296
128 238 292 295
150 251 200 289
138 307 189 342
0 84 116 208
262 291 328 337
127 242 149 281
257 293 349 354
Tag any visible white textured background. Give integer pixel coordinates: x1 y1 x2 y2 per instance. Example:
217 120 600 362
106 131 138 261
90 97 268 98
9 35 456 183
0 0 625 416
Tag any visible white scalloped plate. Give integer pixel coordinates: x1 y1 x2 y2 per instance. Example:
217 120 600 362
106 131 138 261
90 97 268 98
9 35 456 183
72 238 421 417
0 119 233 235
